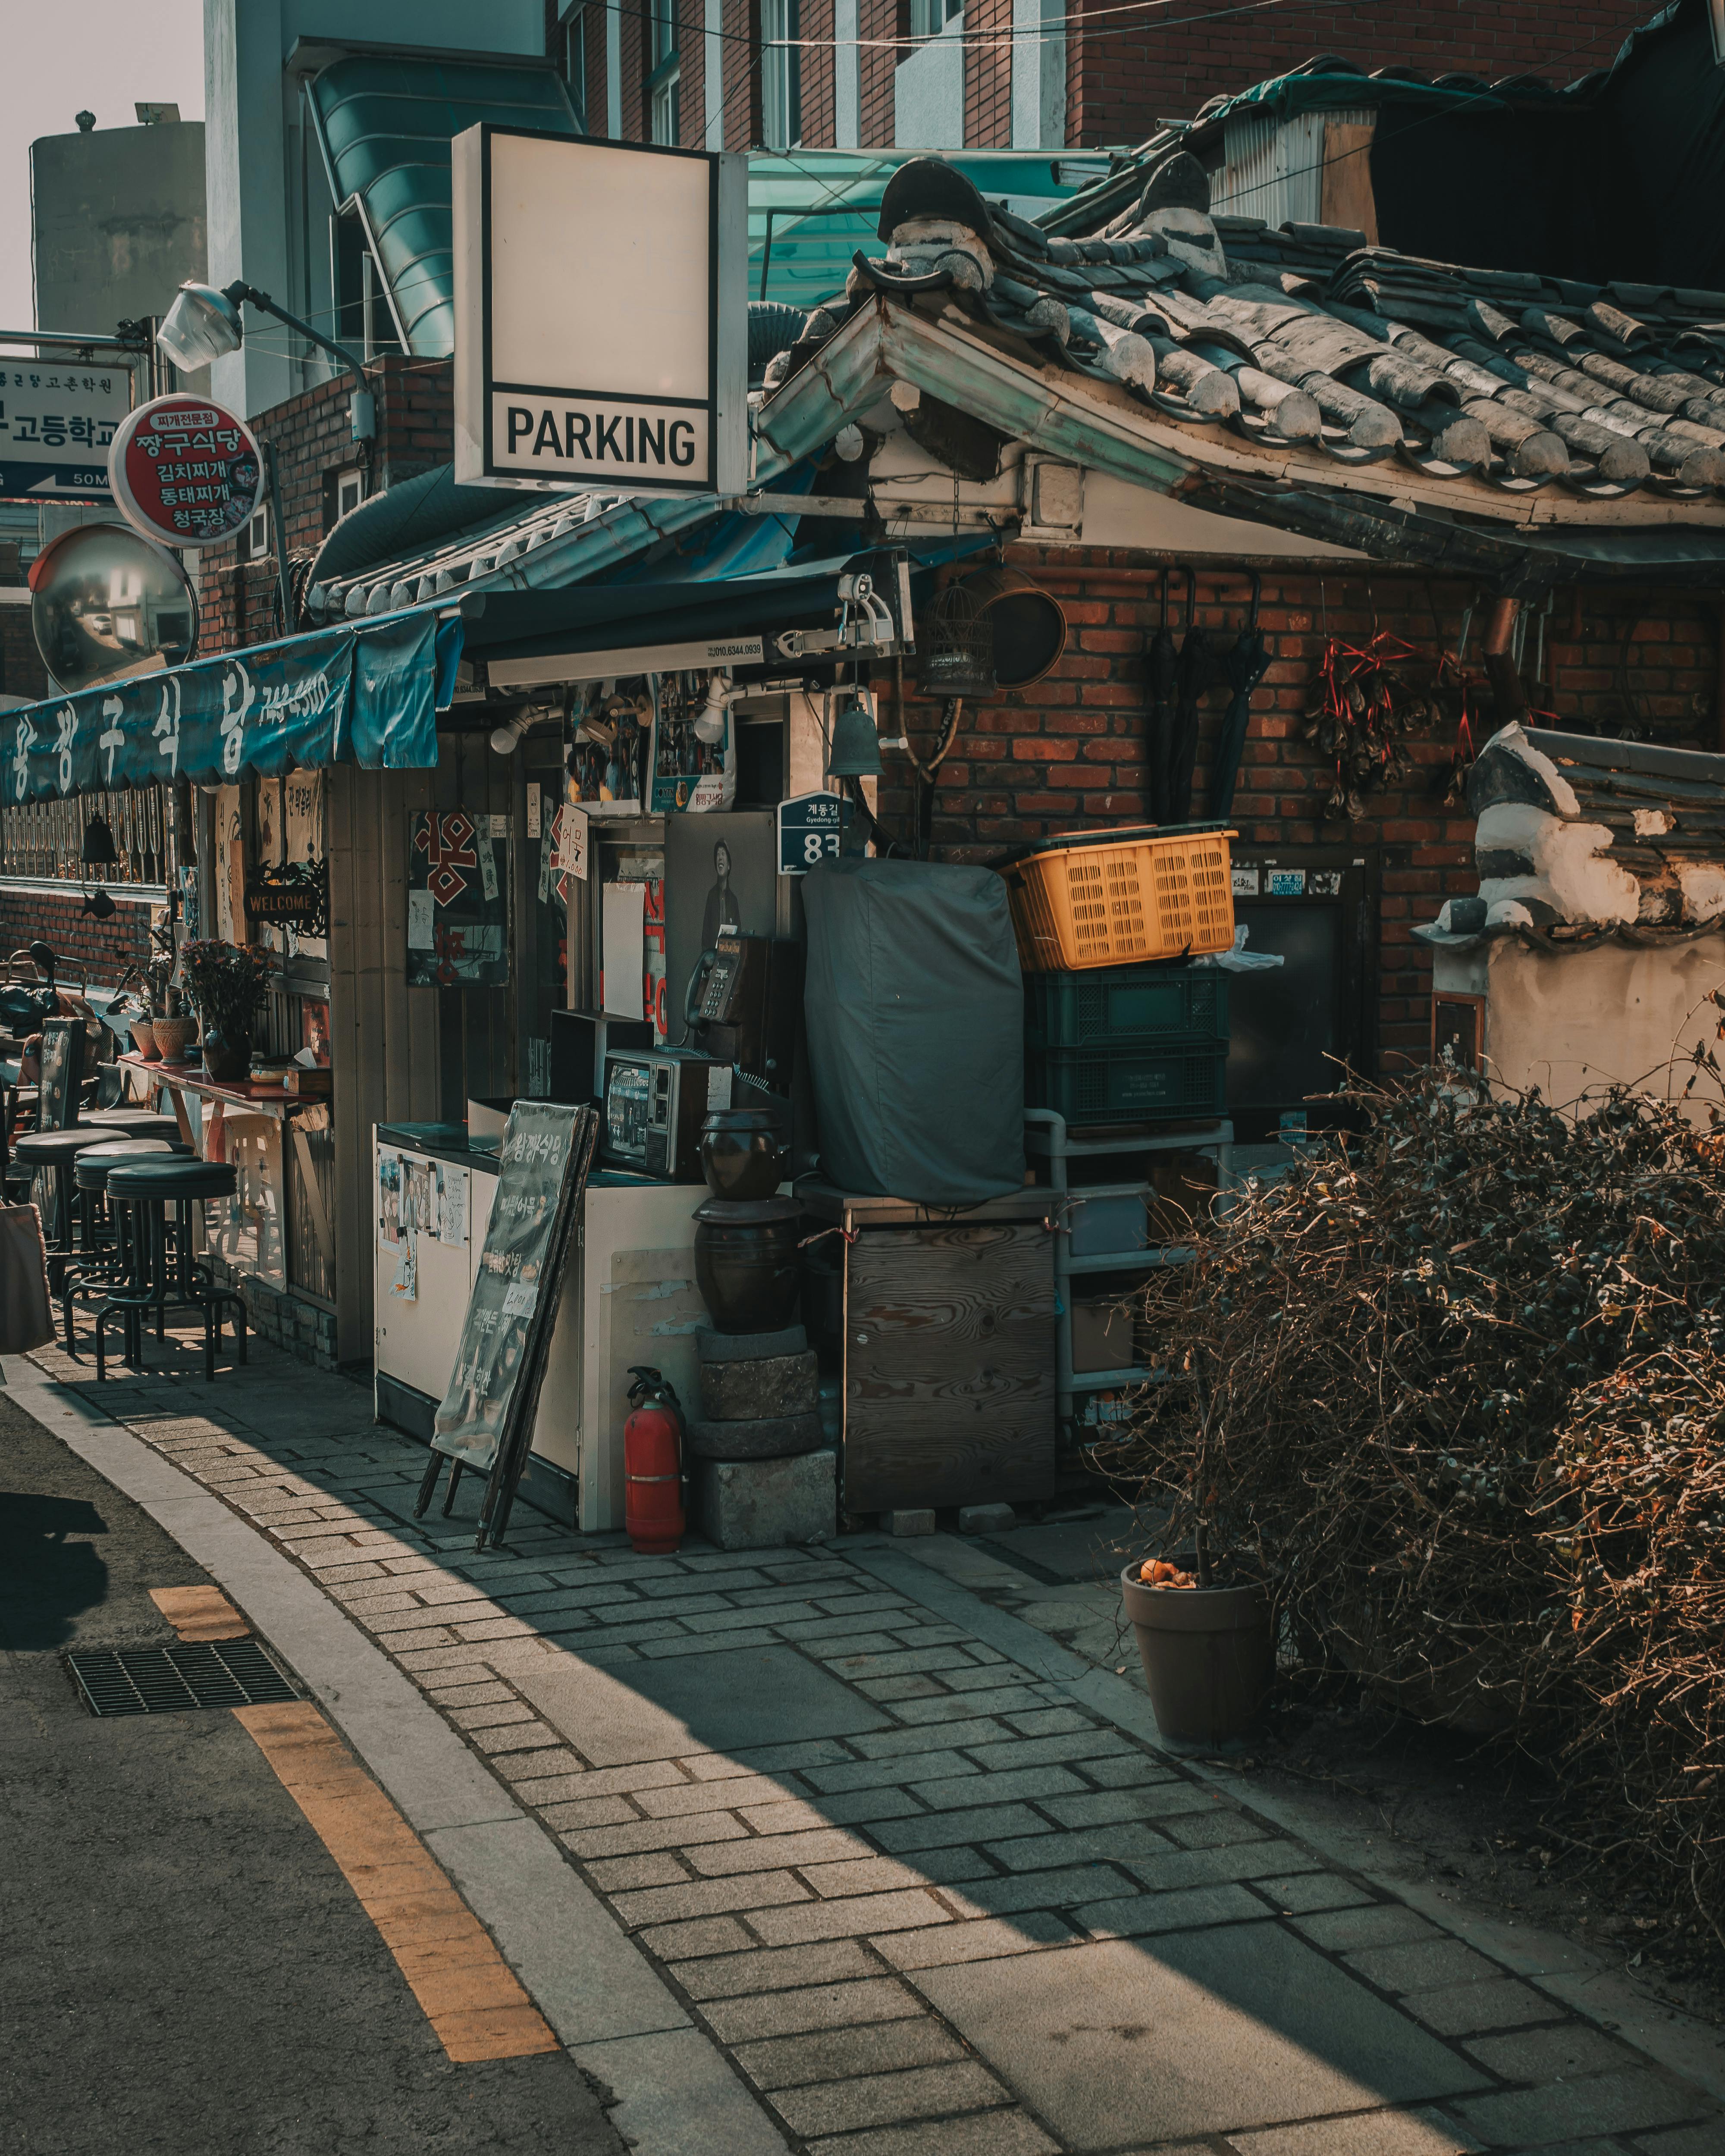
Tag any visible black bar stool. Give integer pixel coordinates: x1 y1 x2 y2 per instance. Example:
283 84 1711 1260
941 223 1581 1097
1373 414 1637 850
97 1156 246 1382
62 1138 190 1350
81 1108 182 1143
12 1126 151 1291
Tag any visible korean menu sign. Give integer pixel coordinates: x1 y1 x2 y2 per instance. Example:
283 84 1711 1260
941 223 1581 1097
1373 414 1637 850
0 361 132 502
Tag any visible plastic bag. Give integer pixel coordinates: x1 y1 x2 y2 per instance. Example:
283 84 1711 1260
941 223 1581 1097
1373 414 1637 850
0 1203 55 1353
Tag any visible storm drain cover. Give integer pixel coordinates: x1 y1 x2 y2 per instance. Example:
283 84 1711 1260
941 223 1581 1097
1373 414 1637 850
66 1642 297 1717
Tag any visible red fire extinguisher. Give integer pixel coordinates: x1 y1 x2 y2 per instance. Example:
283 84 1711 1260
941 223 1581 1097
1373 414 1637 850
624 1366 686 1555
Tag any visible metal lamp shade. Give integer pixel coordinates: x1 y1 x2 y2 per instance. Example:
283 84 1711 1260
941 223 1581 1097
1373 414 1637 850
918 581 997 700
157 282 244 373
81 814 119 869
827 693 884 778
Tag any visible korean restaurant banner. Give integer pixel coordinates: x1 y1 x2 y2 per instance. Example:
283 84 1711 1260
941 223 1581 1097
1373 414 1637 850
2 609 463 804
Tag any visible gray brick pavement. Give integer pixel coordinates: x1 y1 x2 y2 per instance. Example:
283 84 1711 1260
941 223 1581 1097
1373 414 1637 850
27 1328 1725 2156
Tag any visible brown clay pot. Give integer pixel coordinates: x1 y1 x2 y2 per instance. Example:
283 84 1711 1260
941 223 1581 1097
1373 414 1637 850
692 1196 803 1334
1120 1559 1274 1746
130 1018 161 1062
699 1107 787 1201
151 1015 194 1064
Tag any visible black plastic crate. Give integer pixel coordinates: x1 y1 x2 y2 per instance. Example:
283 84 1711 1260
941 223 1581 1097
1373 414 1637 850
1024 965 1228 1053
1026 1042 1229 1127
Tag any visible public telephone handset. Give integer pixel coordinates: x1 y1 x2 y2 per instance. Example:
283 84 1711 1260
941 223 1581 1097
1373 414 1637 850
684 933 762 1032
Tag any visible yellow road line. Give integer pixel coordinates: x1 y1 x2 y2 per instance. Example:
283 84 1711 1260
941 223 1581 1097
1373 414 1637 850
149 1583 250 1640
235 1700 559 2064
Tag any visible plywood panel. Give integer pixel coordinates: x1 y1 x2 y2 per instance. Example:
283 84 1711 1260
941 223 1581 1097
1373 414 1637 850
1320 119 1379 246
843 1223 1057 1514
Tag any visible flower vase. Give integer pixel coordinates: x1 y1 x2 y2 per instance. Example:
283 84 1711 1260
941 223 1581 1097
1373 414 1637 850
201 1026 253 1083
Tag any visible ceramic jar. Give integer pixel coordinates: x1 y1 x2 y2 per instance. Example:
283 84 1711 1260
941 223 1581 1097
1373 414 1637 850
699 1107 787 1202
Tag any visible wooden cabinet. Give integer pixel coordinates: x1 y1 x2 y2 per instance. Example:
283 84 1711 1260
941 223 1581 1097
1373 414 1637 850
803 1186 1057 1515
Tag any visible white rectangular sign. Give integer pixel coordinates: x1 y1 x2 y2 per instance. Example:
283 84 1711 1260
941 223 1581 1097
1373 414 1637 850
454 126 747 500
0 359 134 502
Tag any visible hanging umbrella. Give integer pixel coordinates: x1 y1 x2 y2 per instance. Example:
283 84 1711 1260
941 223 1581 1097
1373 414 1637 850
1209 572 1270 818
1145 567 1178 821
1168 568 1210 823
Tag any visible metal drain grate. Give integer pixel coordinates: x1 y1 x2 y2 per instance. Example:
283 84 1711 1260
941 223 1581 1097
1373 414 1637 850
66 1642 298 1717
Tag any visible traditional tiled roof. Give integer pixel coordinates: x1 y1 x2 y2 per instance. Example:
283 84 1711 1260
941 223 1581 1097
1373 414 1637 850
795 152 1725 510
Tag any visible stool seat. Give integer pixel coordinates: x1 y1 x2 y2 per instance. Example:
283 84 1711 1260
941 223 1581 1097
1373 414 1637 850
82 1109 181 1141
15 1126 139 1166
74 1138 183 1191
109 1158 236 1202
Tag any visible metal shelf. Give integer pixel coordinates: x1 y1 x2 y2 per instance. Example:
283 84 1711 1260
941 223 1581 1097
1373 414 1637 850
1065 1247 1192 1275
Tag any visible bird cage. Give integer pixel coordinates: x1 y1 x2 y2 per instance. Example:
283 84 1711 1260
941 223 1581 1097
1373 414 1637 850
917 577 997 699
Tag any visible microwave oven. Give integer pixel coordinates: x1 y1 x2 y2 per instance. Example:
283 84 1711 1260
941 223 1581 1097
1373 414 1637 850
600 1047 716 1181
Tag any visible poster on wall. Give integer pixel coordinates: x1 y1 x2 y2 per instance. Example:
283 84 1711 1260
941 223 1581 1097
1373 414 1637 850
649 671 735 815
406 811 508 987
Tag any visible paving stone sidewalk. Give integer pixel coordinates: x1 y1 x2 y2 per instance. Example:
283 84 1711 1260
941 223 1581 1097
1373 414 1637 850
21 1331 1725 2156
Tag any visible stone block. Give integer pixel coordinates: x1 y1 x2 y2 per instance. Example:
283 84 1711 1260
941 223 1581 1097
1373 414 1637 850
696 1450 836 1551
686 1411 825 1461
957 1503 1016 1534
885 1509 936 1536
699 1349 819 1420
697 1322 808 1363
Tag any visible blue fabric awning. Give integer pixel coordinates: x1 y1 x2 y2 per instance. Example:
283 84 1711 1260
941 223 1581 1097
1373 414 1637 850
3 608 462 805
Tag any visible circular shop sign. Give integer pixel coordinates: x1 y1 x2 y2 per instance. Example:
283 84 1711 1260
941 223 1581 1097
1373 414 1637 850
107 393 264 548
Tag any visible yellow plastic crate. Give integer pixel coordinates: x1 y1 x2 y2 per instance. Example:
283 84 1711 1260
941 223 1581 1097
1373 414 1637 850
1005 824 1236 971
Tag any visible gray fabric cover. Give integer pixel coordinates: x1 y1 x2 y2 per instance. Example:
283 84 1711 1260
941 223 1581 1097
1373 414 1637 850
802 857 1024 1204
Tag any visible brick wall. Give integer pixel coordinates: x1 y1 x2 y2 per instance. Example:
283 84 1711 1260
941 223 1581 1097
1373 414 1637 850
801 0 838 152
964 0 1014 150
0 886 154 986
859 0 901 148
722 0 761 149
1065 0 1655 148
877 550 1719 1075
197 358 454 651
1 604 48 706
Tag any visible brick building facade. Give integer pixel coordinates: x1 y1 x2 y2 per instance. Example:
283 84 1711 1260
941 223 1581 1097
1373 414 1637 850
544 0 1655 154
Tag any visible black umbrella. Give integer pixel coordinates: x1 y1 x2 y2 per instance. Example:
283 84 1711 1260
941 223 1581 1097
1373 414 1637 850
1168 568 1210 824
1145 568 1178 821
1210 571 1270 818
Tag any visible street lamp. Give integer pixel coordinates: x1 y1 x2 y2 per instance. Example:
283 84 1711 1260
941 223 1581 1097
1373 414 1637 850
157 279 376 442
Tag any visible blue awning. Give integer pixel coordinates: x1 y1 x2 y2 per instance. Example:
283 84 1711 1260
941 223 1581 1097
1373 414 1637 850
3 609 462 805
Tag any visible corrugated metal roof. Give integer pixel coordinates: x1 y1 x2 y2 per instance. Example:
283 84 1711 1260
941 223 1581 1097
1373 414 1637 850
307 54 579 356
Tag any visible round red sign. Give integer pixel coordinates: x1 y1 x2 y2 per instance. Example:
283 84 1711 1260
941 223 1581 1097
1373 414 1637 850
107 394 264 548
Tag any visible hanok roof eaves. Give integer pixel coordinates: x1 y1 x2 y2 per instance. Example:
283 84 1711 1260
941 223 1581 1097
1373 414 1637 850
799 156 1725 544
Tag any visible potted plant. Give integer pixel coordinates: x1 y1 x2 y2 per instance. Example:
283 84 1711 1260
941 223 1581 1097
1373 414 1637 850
180 939 270 1082
1115 1366 1275 1748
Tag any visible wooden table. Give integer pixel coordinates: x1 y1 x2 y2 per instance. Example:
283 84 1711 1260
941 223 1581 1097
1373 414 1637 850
117 1053 333 1279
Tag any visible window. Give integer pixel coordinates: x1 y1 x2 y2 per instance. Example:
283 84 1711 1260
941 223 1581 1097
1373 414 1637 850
761 0 801 147
321 466 365 533
241 502 270 563
647 0 680 144
561 3 589 131
909 0 960 33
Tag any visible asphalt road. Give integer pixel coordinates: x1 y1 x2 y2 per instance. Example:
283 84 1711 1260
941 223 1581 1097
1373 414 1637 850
0 1391 625 2156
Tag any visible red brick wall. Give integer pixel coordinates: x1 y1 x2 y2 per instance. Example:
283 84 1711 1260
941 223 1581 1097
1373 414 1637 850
800 0 837 150
0 887 153 987
680 0 707 146
1066 0 1655 147
723 0 761 149
878 551 1719 1074
964 0 1014 149
197 358 454 652
1 603 48 706
859 0 902 148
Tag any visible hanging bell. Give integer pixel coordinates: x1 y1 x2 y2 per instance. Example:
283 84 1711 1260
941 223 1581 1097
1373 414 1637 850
917 579 996 700
826 689 884 778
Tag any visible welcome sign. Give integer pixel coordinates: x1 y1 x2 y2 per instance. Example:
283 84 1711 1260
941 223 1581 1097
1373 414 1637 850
453 127 746 500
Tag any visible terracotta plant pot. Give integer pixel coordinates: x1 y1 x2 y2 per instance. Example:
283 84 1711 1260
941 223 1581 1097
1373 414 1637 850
151 1015 194 1064
1121 1560 1274 1747
130 1018 161 1062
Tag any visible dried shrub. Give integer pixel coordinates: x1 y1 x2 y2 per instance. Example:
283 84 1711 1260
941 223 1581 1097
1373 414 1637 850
1099 1069 1725 1942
